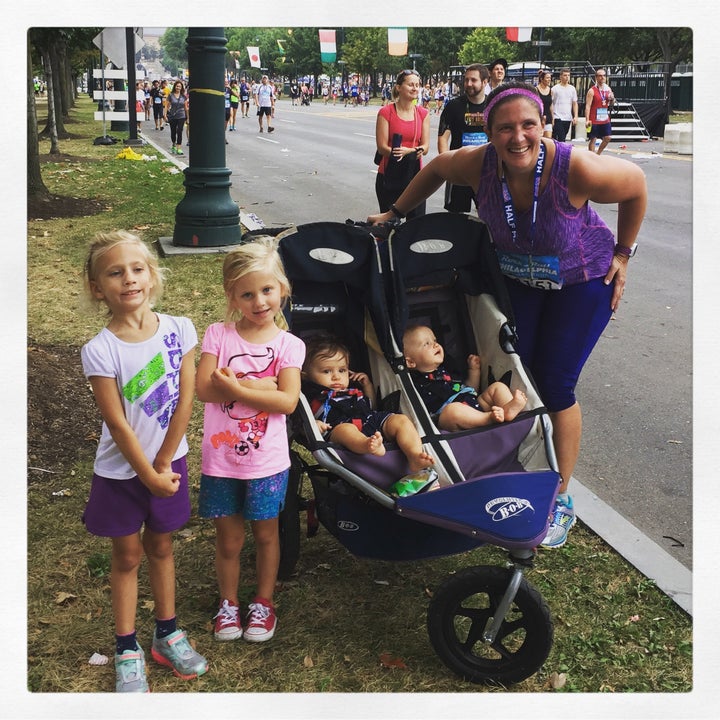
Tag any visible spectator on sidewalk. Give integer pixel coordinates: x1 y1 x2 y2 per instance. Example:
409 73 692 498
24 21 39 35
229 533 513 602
551 68 579 142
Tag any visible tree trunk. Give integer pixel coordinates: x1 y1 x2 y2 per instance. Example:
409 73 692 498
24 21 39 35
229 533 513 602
27 43 50 200
42 49 60 155
40 40 69 139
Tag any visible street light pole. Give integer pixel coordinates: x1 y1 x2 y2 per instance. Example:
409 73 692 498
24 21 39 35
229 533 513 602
172 27 241 247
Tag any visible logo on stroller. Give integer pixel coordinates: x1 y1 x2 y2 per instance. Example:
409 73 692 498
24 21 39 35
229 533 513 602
485 496 535 522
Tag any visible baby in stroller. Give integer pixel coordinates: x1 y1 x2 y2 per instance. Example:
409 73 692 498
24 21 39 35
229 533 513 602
301 333 434 473
403 324 528 432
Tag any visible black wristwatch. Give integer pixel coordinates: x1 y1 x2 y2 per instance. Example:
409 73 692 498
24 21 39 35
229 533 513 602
390 204 406 219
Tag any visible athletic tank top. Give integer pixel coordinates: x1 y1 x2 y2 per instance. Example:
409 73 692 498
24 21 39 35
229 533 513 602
475 141 615 286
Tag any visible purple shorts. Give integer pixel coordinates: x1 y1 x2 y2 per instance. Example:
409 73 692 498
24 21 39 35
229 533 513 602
198 469 289 521
83 456 191 537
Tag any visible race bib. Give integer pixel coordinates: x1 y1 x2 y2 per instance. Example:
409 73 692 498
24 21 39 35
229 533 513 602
498 253 564 290
462 132 488 146
596 107 609 122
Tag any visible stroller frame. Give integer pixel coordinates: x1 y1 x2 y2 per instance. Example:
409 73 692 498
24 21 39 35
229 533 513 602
275 214 561 685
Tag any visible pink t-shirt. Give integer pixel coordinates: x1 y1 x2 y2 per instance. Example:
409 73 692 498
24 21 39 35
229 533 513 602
377 102 428 175
200 322 305 479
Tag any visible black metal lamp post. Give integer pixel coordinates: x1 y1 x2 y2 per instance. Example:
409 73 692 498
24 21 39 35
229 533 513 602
172 27 241 247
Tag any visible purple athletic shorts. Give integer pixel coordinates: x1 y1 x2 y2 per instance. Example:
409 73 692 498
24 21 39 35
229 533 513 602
82 456 191 537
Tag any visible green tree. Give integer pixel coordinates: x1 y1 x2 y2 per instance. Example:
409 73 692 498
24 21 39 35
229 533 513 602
159 27 188 76
412 28 473 80
341 28 389 81
458 28 520 68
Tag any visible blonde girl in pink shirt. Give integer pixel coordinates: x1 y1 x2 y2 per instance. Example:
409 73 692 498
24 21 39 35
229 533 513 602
196 236 305 644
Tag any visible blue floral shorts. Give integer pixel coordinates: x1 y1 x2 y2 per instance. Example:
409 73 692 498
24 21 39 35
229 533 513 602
199 468 289 521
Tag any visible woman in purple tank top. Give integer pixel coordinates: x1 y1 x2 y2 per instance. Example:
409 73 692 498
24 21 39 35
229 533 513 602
368 81 647 549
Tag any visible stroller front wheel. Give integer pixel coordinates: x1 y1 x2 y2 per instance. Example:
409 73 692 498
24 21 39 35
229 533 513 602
427 565 553 686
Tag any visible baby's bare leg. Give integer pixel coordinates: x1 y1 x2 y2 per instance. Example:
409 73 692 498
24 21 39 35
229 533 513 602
438 402 499 431
330 425 386 457
383 414 433 471
479 383 527 421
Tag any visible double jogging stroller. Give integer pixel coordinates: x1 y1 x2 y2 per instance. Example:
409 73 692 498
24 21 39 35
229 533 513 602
274 212 561 685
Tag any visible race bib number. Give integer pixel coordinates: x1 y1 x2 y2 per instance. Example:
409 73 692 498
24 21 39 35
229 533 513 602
498 253 564 290
462 131 488 146
596 107 609 122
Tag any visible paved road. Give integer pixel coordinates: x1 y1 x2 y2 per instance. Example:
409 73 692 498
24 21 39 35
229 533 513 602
151 98 693 572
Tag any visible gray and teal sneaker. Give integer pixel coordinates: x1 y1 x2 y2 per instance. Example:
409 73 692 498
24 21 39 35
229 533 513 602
539 495 576 549
151 629 208 680
115 645 149 693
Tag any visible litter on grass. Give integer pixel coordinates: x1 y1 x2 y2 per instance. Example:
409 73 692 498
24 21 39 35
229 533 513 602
88 653 109 666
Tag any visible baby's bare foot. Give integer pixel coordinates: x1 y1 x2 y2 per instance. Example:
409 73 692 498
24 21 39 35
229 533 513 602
367 431 386 457
490 406 505 423
408 450 434 472
503 390 527 421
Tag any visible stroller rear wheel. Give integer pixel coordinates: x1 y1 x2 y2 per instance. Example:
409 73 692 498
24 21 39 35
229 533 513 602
277 455 302 580
427 565 553 685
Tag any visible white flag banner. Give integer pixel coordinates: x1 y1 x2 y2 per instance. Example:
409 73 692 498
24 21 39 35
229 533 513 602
506 27 533 42
247 46 261 68
388 27 408 56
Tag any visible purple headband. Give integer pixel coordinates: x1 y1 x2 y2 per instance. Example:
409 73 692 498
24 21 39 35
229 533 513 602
484 87 544 124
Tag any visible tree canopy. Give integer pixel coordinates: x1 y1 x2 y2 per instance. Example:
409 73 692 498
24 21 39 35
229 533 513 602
155 26 692 83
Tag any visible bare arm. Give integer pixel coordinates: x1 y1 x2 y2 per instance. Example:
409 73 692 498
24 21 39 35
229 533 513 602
417 111 430 156
197 350 300 415
350 371 376 406
584 89 594 124
368 145 485 224
375 112 391 158
438 128 451 154
154 347 195 473
88 376 180 497
569 150 648 310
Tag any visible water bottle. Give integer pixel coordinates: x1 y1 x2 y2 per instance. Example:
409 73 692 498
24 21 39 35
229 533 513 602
392 132 403 161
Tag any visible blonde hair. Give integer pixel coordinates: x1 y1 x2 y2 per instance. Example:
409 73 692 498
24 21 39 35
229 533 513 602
83 230 165 313
223 235 291 325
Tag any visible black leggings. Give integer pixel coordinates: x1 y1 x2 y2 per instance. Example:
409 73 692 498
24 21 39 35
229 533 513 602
375 172 426 219
169 118 186 145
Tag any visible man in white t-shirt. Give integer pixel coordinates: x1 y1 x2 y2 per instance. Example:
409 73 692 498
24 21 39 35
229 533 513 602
254 75 276 133
550 68 579 142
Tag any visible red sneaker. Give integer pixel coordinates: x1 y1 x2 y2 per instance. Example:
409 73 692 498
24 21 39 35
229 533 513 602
243 597 276 642
213 599 242 641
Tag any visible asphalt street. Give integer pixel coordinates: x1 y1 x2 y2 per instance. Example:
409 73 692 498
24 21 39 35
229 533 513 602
145 97 693 607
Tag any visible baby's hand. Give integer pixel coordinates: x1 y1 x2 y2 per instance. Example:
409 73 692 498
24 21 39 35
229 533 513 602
467 354 481 370
315 420 332 434
349 370 371 389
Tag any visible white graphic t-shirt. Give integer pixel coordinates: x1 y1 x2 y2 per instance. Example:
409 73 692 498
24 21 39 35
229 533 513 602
81 314 197 479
